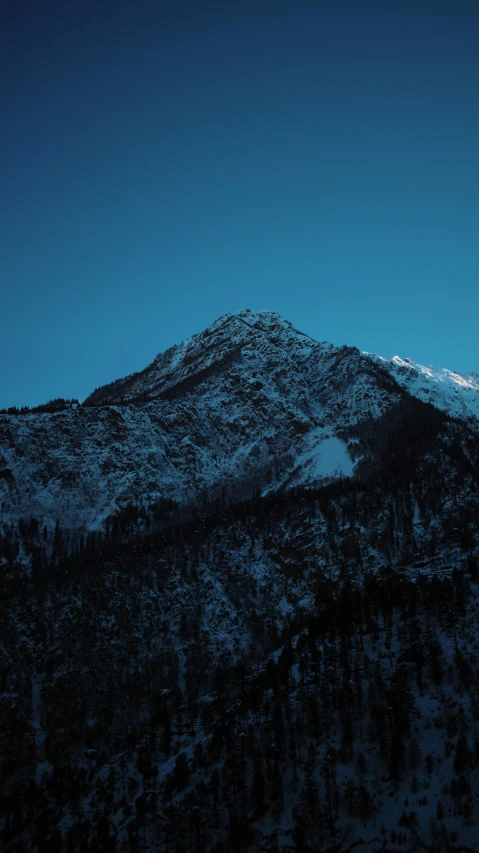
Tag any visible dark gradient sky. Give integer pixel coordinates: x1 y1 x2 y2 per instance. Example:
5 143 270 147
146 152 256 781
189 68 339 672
2 0 478 407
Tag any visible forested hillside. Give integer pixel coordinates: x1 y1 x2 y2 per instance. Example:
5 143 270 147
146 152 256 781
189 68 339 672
2 519 479 852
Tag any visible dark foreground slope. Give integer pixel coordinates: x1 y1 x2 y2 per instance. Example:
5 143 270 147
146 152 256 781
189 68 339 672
2 522 479 851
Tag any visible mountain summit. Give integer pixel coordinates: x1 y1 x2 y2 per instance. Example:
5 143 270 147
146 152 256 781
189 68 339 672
0 311 478 532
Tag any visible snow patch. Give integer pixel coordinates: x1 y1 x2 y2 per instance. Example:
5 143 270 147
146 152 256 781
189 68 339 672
284 431 355 489
305 435 354 479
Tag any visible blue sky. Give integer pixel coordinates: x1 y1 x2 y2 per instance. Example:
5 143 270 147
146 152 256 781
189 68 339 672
1 0 478 407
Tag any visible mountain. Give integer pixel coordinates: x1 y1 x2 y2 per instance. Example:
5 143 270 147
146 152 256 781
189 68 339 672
1 308 477 535
2 310 479 853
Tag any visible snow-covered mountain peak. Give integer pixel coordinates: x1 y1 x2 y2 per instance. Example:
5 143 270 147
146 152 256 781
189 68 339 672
1 311 478 532
225 308 313 338
85 309 322 407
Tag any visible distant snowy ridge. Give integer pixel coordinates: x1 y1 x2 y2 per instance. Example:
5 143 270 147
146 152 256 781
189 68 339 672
365 351 479 425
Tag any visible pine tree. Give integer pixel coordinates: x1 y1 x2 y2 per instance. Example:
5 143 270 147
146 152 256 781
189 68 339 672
408 737 421 769
453 733 471 775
